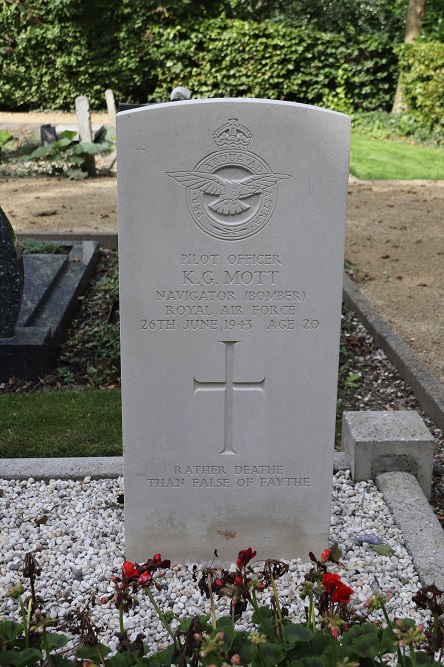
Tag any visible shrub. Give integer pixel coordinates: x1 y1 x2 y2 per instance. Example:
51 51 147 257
396 41 444 133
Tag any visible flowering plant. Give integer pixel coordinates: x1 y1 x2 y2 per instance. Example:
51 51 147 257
1 548 443 666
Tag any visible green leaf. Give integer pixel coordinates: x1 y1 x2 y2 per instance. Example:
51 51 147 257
53 137 73 149
105 653 128 667
45 632 69 650
231 632 256 663
289 658 325 667
283 624 313 646
370 544 395 557
216 615 233 627
349 633 381 658
30 145 52 158
59 130 77 141
251 605 275 630
0 648 43 666
252 642 285 667
66 166 88 179
0 620 24 642
75 142 102 154
342 623 380 647
66 154 85 165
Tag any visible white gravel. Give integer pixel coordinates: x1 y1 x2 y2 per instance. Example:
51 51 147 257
0 471 431 656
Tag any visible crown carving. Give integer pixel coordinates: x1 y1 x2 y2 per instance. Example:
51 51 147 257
213 118 252 150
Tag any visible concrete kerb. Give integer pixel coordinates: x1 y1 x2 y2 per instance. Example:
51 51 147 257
1 269 444 585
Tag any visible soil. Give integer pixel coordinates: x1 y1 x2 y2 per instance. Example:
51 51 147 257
1 112 444 385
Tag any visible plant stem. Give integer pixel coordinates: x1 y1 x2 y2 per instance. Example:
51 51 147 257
257 644 267 667
17 594 29 648
329 632 337 667
146 587 177 645
308 590 316 634
118 604 130 667
382 605 404 667
119 603 125 635
42 627 52 666
431 612 439 655
409 643 418 667
207 572 217 630
267 562 283 639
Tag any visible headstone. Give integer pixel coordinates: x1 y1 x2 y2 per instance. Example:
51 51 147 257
105 89 117 127
0 208 23 338
170 86 192 101
117 99 350 562
40 124 57 146
75 95 96 176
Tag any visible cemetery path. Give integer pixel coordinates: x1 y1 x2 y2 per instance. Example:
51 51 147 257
0 135 443 386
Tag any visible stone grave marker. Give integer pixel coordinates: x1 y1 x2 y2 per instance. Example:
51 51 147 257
117 99 350 562
0 207 23 338
0 207 100 381
75 95 96 176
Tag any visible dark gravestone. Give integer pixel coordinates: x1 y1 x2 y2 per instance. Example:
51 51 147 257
0 208 24 338
0 229 99 381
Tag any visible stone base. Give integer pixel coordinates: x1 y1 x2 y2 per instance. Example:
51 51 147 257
342 411 434 498
0 240 99 381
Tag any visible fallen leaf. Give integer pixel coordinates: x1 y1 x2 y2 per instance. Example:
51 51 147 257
370 544 395 557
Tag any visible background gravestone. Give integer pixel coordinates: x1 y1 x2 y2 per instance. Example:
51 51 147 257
0 207 23 338
118 99 350 562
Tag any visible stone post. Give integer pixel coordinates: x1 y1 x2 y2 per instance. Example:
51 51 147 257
75 95 96 176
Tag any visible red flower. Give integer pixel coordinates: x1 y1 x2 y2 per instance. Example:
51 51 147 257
322 573 341 593
234 575 243 587
139 571 152 586
153 554 162 563
321 549 330 562
331 582 354 604
236 548 256 568
122 561 139 578
322 573 354 604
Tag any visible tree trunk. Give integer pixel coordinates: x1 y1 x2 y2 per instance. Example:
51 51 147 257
391 0 425 114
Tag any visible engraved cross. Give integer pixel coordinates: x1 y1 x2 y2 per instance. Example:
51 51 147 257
194 341 265 455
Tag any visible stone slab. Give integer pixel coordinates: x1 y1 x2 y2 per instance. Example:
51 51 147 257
343 273 444 433
117 98 350 562
376 472 444 588
342 410 434 498
0 240 99 381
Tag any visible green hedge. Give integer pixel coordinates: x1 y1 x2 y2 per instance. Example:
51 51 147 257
146 19 398 113
397 41 444 131
0 12 398 112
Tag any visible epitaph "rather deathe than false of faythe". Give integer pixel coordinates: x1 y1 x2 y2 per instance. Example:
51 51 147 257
117 99 351 563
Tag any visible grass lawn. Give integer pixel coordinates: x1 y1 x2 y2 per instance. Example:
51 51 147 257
350 133 444 180
0 390 122 458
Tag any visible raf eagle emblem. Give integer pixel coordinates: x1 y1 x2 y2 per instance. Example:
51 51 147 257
167 171 291 216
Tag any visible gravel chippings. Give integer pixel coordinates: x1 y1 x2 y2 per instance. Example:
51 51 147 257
0 472 431 655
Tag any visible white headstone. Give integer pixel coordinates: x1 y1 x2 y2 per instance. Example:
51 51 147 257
117 99 350 563
105 89 117 127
